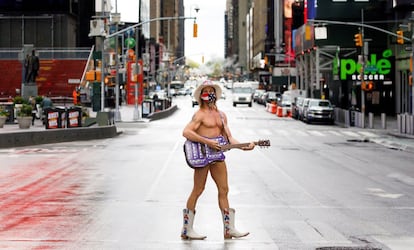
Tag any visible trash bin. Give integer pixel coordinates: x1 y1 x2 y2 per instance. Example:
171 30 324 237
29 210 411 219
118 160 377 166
154 99 164 112
66 106 82 128
142 100 153 118
44 107 66 129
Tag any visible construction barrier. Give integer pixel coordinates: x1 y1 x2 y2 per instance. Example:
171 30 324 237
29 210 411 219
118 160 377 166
270 103 277 114
277 106 283 117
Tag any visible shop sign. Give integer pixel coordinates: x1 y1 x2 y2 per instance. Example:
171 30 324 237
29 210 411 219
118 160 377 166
340 49 392 81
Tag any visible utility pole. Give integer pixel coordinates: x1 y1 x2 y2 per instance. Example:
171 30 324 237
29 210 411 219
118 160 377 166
113 0 121 122
360 9 365 128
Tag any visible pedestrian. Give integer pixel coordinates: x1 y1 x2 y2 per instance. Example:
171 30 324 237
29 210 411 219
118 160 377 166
181 80 255 240
25 50 40 83
29 96 37 125
40 95 53 124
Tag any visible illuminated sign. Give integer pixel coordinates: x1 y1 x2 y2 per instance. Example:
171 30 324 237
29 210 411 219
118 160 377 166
340 49 392 80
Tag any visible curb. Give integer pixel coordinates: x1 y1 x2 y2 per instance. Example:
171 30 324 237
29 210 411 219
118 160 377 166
0 125 118 148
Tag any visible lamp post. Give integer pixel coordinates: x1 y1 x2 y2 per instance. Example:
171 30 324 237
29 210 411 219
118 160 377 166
112 6 121 121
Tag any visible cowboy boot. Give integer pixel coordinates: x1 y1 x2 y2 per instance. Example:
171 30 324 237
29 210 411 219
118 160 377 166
181 208 207 240
221 208 249 239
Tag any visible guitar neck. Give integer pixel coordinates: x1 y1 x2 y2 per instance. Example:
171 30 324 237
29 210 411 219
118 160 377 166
222 142 255 150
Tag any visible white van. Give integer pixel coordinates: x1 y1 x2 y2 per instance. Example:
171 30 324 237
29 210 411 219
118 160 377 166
232 84 253 107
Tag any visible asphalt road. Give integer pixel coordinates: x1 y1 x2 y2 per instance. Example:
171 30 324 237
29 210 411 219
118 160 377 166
0 93 413 250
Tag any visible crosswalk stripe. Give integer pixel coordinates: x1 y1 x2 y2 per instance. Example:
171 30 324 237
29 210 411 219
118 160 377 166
237 128 381 139
341 131 361 137
373 236 414 250
327 130 342 136
358 131 379 138
308 130 326 136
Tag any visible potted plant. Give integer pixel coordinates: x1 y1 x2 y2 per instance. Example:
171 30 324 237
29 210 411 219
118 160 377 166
0 105 8 128
16 103 32 129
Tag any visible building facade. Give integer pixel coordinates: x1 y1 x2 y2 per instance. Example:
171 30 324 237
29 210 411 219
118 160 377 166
226 0 414 115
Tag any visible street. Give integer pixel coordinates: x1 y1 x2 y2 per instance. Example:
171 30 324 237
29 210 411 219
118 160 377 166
0 93 413 250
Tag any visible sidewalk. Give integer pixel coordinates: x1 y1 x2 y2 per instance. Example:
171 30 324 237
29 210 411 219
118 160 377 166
344 115 414 153
0 105 147 133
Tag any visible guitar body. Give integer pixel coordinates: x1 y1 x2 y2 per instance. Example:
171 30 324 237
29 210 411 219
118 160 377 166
183 136 228 168
183 136 270 168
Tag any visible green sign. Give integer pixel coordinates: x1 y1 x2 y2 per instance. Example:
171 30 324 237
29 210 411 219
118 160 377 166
340 49 392 81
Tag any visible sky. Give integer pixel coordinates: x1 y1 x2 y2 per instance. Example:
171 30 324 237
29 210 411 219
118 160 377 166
110 0 225 65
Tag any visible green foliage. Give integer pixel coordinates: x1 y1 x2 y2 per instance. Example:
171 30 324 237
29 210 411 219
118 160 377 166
0 105 9 117
35 96 43 104
13 96 30 104
17 103 32 117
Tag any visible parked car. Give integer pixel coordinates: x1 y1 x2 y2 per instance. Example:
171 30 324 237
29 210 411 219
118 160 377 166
261 91 281 106
303 99 335 124
292 96 304 119
278 93 292 107
298 98 311 120
253 89 265 103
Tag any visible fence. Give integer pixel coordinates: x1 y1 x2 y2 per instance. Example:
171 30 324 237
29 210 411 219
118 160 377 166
0 47 91 60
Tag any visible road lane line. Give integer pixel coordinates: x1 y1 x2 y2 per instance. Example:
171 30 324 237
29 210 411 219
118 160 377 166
145 140 180 201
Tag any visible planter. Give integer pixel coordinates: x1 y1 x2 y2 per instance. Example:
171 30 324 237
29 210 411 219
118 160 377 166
0 116 6 128
17 116 32 129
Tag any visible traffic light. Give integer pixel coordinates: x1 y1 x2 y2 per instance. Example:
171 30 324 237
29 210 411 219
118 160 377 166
366 81 373 91
361 81 374 91
354 33 363 47
193 22 198 38
397 30 404 45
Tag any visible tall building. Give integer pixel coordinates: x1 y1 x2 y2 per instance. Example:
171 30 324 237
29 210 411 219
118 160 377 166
150 0 185 64
0 0 94 48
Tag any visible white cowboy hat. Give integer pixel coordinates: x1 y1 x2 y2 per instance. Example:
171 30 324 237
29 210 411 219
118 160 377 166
193 80 222 102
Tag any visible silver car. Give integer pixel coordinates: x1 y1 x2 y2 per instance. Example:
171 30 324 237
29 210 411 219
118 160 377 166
303 99 335 124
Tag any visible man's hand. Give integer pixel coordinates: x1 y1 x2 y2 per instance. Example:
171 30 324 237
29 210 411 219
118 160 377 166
241 142 255 151
208 139 221 151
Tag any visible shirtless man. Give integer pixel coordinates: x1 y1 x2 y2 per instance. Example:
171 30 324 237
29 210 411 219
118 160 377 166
181 80 255 240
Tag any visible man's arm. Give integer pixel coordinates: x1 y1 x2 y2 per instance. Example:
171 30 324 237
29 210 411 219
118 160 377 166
221 112 255 151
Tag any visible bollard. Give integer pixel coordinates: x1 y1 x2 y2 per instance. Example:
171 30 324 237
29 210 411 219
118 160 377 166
410 115 414 135
344 110 350 127
381 113 386 129
402 114 406 134
407 114 413 135
368 112 374 129
397 114 402 133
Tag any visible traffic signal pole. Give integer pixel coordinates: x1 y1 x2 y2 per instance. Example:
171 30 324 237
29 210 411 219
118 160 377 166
360 9 365 128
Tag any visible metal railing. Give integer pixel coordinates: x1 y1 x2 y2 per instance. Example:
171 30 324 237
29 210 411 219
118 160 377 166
0 47 92 60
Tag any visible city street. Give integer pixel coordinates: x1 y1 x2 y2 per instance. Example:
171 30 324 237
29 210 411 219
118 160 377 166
0 93 413 250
